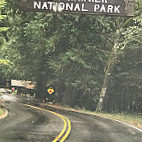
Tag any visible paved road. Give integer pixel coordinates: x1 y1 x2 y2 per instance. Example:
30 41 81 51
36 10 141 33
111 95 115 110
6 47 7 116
0 96 142 142
41 105 142 142
0 102 63 142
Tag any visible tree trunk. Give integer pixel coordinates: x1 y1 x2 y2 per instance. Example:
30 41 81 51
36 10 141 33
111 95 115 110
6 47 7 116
96 28 122 112
36 70 47 101
35 49 47 102
62 86 73 106
96 66 110 111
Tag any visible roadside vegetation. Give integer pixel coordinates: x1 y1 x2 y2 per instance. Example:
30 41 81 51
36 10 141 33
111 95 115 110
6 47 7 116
94 112 142 129
82 109 142 129
0 108 4 116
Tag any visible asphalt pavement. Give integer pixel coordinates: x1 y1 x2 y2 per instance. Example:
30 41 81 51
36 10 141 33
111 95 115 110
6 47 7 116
0 100 63 142
41 105 142 142
0 95 142 142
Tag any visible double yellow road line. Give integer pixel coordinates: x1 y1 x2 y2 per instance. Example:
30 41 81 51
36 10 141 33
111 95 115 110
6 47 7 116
24 104 71 142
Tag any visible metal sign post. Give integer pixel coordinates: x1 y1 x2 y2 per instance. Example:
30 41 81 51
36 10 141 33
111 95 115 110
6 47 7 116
20 0 135 16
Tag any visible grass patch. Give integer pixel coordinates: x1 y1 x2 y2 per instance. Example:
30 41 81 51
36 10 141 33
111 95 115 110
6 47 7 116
0 108 4 116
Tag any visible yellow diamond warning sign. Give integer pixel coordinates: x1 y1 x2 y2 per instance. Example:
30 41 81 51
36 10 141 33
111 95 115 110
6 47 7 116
47 87 54 95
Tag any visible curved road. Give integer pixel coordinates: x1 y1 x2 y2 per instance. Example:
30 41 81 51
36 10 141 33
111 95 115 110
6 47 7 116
41 105 142 142
0 97 142 142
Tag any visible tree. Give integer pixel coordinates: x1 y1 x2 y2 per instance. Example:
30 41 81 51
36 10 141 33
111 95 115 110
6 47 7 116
3 0 113 105
96 18 130 111
96 0 142 111
103 1 142 113
47 15 114 108
2 0 142 113
0 0 8 32
0 0 8 65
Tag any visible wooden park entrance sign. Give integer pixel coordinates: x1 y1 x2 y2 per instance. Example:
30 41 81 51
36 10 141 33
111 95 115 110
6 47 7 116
20 0 135 16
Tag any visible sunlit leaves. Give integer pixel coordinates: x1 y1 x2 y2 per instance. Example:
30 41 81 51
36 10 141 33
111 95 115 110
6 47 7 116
0 0 8 32
0 59 10 65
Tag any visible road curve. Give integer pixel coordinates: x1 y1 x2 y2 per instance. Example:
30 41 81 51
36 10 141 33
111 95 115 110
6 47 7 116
0 102 66 142
40 105 142 142
24 104 71 142
0 99 142 142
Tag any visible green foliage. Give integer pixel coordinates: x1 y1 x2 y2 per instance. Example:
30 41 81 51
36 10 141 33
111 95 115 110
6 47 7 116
104 1 142 113
0 0 11 81
0 108 4 116
0 59 9 64
0 0 8 32
0 0 142 112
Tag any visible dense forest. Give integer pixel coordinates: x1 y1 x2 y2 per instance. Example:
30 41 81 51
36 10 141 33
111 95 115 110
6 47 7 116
0 0 142 113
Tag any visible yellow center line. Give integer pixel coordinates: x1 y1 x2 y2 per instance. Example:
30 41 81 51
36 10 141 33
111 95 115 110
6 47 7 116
52 115 67 142
60 116 71 142
24 104 71 142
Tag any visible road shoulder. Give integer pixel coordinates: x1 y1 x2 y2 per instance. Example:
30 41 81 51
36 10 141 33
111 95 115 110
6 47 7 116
44 103 142 133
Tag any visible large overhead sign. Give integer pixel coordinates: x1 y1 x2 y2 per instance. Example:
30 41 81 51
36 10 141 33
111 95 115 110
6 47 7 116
20 0 135 16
